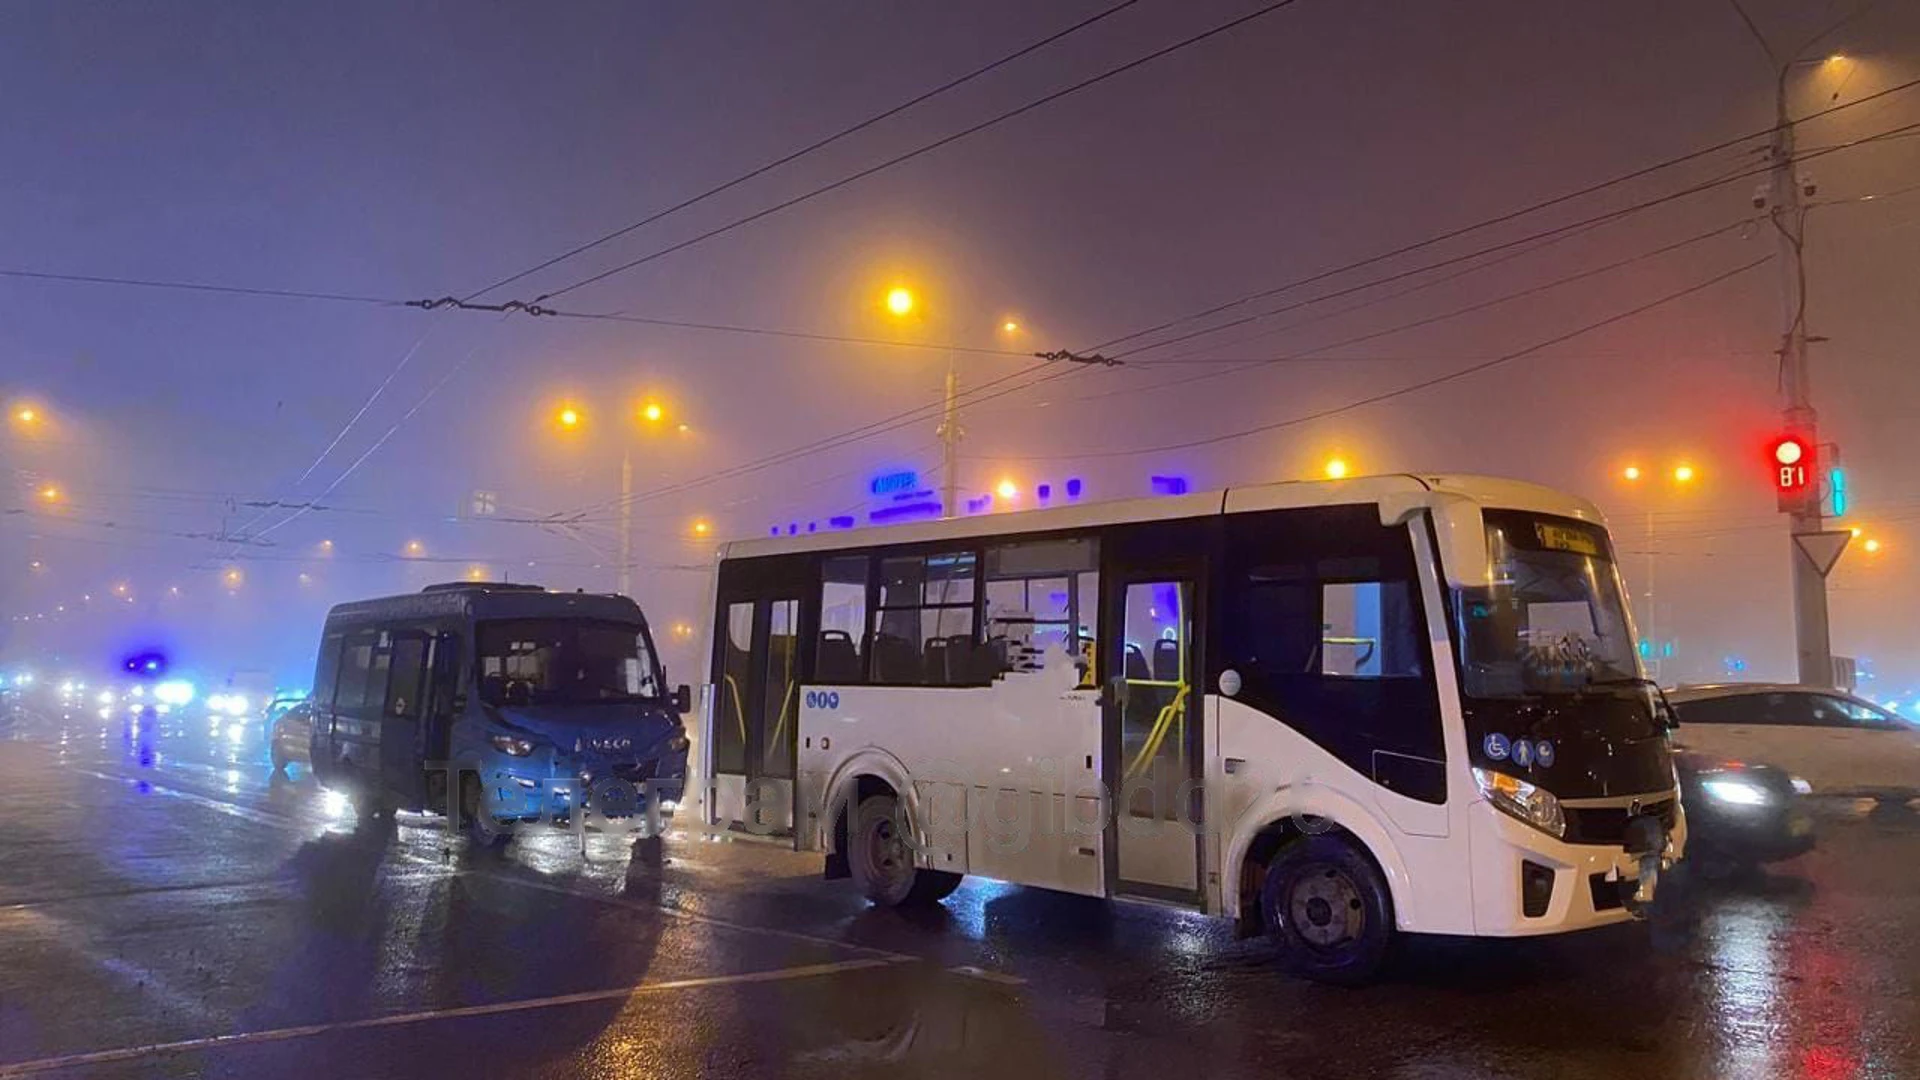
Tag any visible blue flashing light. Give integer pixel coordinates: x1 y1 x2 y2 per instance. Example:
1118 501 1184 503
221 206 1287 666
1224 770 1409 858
870 500 943 524
1037 483 1052 502
807 522 817 533
1065 477 1083 500
1830 467 1848 517
769 526 780 537
123 652 168 679
965 495 992 515
869 470 921 497
1637 639 1652 659
787 523 799 536
829 515 855 530
1150 475 1189 496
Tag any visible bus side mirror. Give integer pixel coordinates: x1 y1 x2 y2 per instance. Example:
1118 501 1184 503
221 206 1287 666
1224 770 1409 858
672 684 693 715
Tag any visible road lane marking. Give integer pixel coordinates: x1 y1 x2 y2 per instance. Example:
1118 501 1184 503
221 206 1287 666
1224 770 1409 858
0 956 901 1077
947 964 1027 986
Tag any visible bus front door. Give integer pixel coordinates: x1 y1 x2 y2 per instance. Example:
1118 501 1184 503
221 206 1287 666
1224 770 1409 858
711 595 802 834
1102 570 1203 903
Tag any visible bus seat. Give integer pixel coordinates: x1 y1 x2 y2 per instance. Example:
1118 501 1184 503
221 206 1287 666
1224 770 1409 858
872 633 919 683
922 637 950 684
816 631 860 683
1124 643 1150 682
1152 638 1181 683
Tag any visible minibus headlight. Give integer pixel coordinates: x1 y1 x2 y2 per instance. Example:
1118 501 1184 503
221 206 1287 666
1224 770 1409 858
1702 777 1771 807
490 735 537 757
1473 767 1566 838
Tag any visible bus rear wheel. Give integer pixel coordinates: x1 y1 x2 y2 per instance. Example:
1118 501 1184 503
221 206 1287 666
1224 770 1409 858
850 794 960 906
1260 835 1393 985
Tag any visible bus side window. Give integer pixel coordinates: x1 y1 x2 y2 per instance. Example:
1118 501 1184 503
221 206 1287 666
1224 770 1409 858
816 556 869 684
385 635 430 719
313 633 344 709
334 632 377 712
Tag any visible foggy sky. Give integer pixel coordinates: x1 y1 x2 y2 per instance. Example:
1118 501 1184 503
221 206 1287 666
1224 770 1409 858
3 0 1916 693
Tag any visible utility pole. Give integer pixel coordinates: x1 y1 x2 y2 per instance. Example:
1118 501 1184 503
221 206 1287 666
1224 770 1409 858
937 360 961 518
1769 66 1832 687
617 447 633 597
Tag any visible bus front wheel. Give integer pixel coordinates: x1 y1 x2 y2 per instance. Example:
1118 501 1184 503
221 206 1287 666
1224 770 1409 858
1260 835 1393 984
851 794 960 906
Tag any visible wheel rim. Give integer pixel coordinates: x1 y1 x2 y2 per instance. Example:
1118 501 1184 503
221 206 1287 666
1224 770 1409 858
864 814 911 889
1287 865 1366 950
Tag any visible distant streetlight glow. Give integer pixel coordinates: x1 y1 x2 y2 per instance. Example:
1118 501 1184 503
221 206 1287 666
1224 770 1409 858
14 406 37 425
466 565 487 581
1673 465 1696 484
557 407 581 429
995 479 1019 500
28 560 42 571
405 540 424 557
885 287 915 317
1002 319 1020 333
1864 538 1883 554
223 568 243 588
1622 465 1642 481
691 519 711 537
38 485 60 502
1324 458 1350 480
319 539 334 553
1850 526 1863 538
641 402 664 424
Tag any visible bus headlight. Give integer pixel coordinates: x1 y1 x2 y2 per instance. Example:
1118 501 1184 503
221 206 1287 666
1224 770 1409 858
1474 767 1566 838
490 735 537 757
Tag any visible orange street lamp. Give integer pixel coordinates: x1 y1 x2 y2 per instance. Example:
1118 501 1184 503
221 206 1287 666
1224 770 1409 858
1622 465 1643 481
404 540 425 557
691 519 711 537
885 287 915 317
995 478 1019 500
557 406 582 430
38 484 61 503
641 401 665 424
1672 464 1696 484
1324 458 1351 480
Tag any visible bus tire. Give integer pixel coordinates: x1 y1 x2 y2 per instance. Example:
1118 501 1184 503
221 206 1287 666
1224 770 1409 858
850 794 953 907
1260 835 1393 985
461 773 512 849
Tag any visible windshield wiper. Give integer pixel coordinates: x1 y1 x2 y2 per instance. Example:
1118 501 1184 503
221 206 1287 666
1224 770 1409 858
1584 676 1680 730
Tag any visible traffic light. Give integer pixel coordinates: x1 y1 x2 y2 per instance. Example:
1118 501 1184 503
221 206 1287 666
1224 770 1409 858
1771 435 1812 511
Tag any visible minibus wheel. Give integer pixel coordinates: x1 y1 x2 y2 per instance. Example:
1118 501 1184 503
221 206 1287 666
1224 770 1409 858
460 773 512 849
851 794 960 906
1260 835 1393 984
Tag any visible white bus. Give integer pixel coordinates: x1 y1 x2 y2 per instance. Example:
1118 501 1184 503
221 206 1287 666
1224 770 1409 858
697 474 1686 981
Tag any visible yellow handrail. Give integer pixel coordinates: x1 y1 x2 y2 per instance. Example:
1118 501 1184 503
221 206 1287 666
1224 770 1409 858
723 675 747 742
1123 682 1189 783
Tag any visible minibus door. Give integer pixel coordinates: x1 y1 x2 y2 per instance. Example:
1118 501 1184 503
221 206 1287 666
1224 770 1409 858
712 595 802 834
1101 563 1204 903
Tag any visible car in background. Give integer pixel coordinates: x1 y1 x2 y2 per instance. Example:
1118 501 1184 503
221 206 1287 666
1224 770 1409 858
1674 750 1814 871
1667 683 1919 799
269 700 313 773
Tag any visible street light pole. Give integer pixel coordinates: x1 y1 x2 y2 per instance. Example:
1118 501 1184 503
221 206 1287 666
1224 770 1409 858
937 358 961 518
1769 65 1833 687
618 446 634 597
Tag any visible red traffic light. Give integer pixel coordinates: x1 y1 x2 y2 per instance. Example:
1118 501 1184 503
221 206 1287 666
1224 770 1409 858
1771 435 1811 493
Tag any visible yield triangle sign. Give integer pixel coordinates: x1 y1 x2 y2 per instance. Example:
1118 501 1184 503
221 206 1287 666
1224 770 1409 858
1794 530 1852 577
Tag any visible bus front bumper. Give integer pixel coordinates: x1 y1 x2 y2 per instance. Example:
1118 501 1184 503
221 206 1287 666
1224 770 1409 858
1468 796 1687 937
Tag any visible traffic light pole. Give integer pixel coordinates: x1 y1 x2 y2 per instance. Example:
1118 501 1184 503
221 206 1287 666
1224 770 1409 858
1770 67 1834 687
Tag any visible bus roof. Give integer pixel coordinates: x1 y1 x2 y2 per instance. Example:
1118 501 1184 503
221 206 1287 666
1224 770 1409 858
323 583 647 627
718 473 1604 562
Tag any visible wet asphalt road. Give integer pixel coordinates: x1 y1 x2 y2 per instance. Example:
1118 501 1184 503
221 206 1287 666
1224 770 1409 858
1 695 1917 1079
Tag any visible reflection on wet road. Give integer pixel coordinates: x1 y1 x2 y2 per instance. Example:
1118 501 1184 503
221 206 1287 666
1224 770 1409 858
2 699 1918 1078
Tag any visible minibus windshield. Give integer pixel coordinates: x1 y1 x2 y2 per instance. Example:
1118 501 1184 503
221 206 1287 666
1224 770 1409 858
477 619 664 707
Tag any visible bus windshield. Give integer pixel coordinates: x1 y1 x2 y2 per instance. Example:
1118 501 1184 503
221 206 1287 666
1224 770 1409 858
477 619 664 707
1454 511 1641 698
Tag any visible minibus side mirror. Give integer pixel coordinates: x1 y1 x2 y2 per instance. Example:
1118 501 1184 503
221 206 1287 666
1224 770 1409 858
672 684 693 715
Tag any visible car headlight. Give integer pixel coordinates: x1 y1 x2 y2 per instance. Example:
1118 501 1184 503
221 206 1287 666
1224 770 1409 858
490 734 537 757
1473 767 1566 838
1703 777 1771 806
1790 776 1813 796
